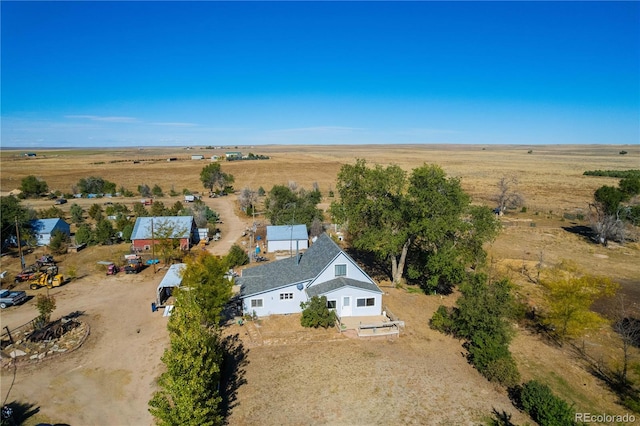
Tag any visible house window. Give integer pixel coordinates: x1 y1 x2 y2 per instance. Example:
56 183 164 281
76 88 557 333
327 300 337 309
335 264 347 277
251 299 263 308
280 293 293 300
356 298 375 307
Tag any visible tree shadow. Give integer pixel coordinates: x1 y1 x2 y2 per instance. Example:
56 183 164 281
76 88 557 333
219 333 249 421
561 225 596 243
344 247 391 282
3 400 45 425
488 407 516 426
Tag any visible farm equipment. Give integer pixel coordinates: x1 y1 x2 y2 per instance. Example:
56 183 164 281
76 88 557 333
35 254 56 268
124 254 143 274
14 265 39 283
97 261 119 276
29 266 64 290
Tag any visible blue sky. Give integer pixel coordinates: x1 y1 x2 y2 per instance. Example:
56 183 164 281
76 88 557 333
1 1 638 147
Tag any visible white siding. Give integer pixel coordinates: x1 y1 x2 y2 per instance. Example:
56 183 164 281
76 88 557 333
322 286 382 317
243 283 308 317
314 253 371 285
267 239 309 253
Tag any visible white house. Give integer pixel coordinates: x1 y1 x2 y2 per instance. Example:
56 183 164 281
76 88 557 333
238 233 382 318
266 224 309 253
30 218 71 246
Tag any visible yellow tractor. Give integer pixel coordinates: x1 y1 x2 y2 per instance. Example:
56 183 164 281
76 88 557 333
29 266 64 290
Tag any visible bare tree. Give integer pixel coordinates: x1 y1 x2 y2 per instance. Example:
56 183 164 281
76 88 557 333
238 187 258 213
493 176 524 214
589 202 627 246
288 181 298 192
610 294 640 385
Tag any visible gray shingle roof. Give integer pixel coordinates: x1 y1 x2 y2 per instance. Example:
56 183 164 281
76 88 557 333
305 277 382 298
239 233 344 297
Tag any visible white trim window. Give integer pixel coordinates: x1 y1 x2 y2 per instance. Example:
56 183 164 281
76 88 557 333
356 297 375 307
334 264 347 277
251 299 263 308
280 293 293 300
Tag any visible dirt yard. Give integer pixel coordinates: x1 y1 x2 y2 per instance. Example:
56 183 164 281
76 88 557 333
0 144 638 425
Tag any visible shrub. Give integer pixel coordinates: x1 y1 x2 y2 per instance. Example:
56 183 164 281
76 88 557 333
483 355 520 388
429 305 454 334
226 244 249 268
35 294 56 329
519 380 575 426
49 230 69 255
300 296 336 328
520 206 527 213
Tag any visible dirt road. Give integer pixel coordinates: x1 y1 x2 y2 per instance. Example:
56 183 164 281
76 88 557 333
0 195 249 425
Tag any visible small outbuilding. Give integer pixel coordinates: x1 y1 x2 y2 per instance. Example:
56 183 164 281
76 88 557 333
191 155 205 160
30 218 71 246
156 263 186 305
130 216 197 251
266 224 309 253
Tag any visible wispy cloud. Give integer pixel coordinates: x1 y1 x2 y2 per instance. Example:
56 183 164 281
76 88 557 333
151 122 198 127
270 126 365 134
65 115 139 123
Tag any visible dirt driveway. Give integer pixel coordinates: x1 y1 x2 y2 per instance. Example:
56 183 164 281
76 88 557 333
0 195 250 426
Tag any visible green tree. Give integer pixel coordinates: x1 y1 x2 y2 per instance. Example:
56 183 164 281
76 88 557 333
74 224 94 246
432 274 520 386
590 176 640 245
94 219 116 245
540 261 618 341
133 202 148 218
182 251 233 326
148 289 224 425
21 175 48 197
152 184 164 197
38 206 65 219
331 160 499 289
88 203 104 221
138 184 152 198
226 244 249 268
1 195 35 250
70 203 84 224
77 176 116 194
264 185 323 228
150 201 168 217
200 163 235 194
49 230 70 255
151 218 188 264
300 296 336 328
519 380 575 426
35 294 56 329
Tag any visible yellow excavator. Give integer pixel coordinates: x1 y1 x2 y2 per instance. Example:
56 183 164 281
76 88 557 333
29 266 64 290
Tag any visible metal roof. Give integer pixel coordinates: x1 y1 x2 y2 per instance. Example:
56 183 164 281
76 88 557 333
157 263 186 290
131 216 194 240
266 224 308 241
30 218 69 234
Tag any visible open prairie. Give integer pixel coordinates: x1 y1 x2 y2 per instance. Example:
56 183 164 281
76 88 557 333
1 144 639 425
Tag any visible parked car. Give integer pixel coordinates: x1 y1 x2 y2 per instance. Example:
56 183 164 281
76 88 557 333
0 289 28 309
54 198 67 205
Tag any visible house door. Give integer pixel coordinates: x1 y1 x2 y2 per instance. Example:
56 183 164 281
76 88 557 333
341 296 352 317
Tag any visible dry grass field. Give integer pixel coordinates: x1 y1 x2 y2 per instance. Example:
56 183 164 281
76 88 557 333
1 144 639 425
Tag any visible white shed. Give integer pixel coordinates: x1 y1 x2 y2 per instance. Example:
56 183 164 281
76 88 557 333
266 224 308 253
156 263 186 305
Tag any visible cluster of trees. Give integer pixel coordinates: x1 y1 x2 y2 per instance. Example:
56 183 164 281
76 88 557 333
431 274 520 387
583 169 640 179
1 195 36 249
589 175 640 244
200 163 235 195
330 160 500 292
264 184 324 231
149 251 235 425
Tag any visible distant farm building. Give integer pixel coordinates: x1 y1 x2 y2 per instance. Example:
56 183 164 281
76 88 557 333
23 152 37 158
266 224 309 253
225 151 242 160
130 216 197 251
167 157 177 162
30 218 71 246
210 155 220 161
191 155 205 160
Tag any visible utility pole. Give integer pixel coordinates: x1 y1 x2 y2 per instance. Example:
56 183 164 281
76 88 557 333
151 218 156 273
15 216 25 269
